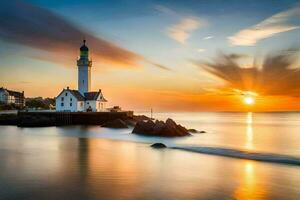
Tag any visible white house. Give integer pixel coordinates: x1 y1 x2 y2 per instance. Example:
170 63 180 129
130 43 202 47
56 40 108 112
0 87 25 107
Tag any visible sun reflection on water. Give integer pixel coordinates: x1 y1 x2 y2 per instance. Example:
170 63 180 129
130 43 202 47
235 161 266 200
245 112 254 149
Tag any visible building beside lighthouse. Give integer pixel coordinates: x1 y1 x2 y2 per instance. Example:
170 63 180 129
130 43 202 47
56 40 107 112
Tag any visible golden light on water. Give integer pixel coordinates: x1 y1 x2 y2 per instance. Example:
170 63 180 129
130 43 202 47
246 112 254 149
235 161 266 200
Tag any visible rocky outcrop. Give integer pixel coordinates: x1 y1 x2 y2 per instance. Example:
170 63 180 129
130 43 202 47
132 115 151 122
188 128 198 133
123 119 137 127
151 143 167 148
132 118 190 137
102 119 128 128
188 129 206 133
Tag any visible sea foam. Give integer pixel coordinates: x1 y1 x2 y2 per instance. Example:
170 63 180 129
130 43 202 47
171 146 300 166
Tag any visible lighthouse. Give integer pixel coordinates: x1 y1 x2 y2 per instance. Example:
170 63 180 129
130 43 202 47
55 40 108 112
77 40 92 95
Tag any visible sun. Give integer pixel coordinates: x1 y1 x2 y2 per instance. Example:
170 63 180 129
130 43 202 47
244 96 255 105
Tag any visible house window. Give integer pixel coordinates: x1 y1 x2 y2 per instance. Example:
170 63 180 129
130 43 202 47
70 103 72 106
65 92 68 96
61 103 64 107
70 98 72 101
61 97 64 101
87 102 89 105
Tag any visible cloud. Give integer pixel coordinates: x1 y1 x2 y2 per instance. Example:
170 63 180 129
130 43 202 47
167 17 203 44
154 5 177 16
203 36 213 40
228 5 300 46
227 53 248 59
146 60 172 71
195 49 300 97
197 48 206 53
0 1 141 68
0 0 169 71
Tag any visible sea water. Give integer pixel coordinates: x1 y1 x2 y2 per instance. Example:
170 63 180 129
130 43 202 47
0 112 300 199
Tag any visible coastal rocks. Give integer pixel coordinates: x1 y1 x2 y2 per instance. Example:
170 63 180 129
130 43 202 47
132 115 151 122
102 119 128 128
132 118 190 137
151 143 167 148
133 120 155 134
123 119 137 127
188 129 206 133
101 115 151 128
188 128 198 133
101 116 151 128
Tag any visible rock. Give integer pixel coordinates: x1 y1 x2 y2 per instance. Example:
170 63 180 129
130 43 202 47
124 119 136 127
188 129 206 133
151 143 167 148
132 115 151 122
102 119 128 128
188 128 198 133
153 120 165 134
132 120 154 134
132 118 190 137
166 118 176 127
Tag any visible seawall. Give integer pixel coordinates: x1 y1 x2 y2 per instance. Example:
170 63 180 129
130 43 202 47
0 111 134 127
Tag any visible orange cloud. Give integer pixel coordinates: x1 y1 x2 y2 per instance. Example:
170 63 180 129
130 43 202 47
197 49 300 97
0 0 169 71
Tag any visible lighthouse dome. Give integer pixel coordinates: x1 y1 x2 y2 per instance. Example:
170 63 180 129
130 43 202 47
80 40 89 51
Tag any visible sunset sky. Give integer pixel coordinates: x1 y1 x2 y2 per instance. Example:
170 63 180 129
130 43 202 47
0 0 300 111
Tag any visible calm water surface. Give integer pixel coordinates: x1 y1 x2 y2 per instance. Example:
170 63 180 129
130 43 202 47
0 112 300 200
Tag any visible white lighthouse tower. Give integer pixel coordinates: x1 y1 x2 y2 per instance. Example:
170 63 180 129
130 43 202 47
55 40 107 112
77 40 92 95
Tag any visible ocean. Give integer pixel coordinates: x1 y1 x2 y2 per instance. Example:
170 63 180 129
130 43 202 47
0 112 300 199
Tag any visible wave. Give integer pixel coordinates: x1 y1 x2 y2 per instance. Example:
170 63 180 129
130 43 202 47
171 146 300 166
